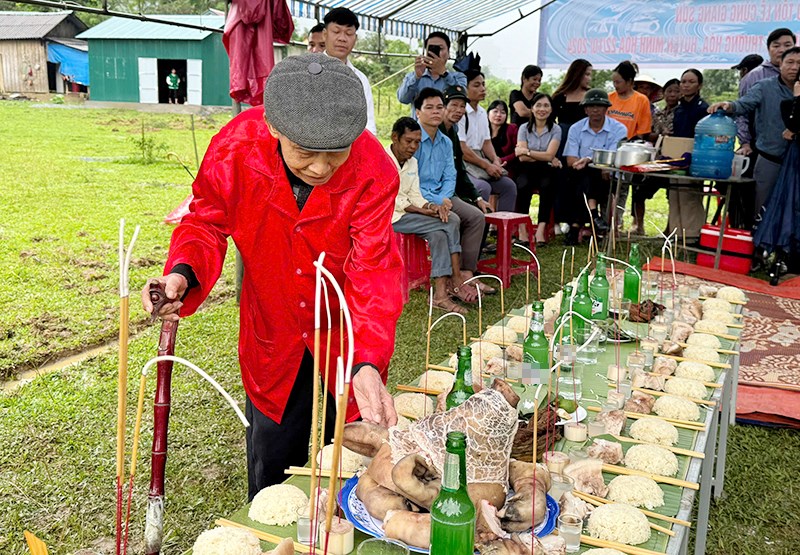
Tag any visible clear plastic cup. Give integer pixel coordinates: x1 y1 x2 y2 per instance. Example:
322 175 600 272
558 513 583 553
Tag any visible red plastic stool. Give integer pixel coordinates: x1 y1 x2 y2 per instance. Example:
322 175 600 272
477 211 538 288
394 232 431 303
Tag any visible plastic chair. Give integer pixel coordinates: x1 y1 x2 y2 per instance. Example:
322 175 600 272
477 211 538 288
394 232 431 303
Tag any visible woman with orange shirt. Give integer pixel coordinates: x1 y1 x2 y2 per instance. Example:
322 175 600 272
609 60 653 233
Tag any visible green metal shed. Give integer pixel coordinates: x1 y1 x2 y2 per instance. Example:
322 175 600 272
77 14 229 106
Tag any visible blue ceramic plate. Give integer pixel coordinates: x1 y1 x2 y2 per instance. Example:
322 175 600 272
339 475 560 553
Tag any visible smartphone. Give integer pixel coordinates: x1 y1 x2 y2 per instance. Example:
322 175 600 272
427 44 442 57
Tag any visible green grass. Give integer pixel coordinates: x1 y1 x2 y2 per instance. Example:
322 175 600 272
1 102 796 554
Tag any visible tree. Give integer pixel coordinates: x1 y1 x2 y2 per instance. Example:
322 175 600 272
700 69 739 103
590 69 614 91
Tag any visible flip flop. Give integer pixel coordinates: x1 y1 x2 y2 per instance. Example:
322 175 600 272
475 282 497 295
448 282 478 304
432 297 468 315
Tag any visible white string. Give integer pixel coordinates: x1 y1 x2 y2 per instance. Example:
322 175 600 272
121 225 140 298
314 252 326 329
314 259 355 384
140 355 249 428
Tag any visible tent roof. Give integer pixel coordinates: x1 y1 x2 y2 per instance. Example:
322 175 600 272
77 14 224 40
289 0 530 39
0 10 87 40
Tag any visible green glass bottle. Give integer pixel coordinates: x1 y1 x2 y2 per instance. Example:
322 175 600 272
523 301 550 371
554 284 575 339
430 431 475 555
624 243 642 304
446 346 474 410
590 255 610 320
574 272 592 331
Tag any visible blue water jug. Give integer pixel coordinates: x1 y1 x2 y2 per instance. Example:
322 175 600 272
690 109 736 179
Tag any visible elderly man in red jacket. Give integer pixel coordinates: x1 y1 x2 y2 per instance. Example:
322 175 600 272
142 53 403 498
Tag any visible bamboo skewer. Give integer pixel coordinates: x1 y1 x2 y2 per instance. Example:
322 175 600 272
657 352 731 369
286 467 355 480
578 535 663 555
602 463 700 490
574 490 692 527
397 384 444 395
216 519 310 553
676 341 739 355
572 492 675 536
608 434 704 459
609 384 716 407
645 372 722 389
699 295 746 305
587 405 705 431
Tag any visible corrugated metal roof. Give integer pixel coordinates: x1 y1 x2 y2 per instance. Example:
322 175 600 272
48 37 88 51
0 10 84 40
77 15 224 41
289 0 531 37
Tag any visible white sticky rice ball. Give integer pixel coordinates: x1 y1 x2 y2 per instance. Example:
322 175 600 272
394 393 434 419
193 527 262 555
694 320 730 335
507 315 529 334
418 370 454 393
675 361 716 382
607 475 665 509
624 444 680 477
317 444 367 472
653 394 700 422
629 417 679 446
702 298 733 313
393 413 412 431
249 484 308 526
686 333 721 349
483 325 519 344
543 292 562 322
583 550 627 555
587 503 651 545
683 345 720 364
469 341 504 361
665 377 709 400
703 309 736 325
717 286 746 303
448 352 484 374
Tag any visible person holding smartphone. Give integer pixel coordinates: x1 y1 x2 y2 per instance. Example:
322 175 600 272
397 32 467 117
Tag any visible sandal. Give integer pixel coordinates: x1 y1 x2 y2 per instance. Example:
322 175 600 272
432 297 468 315
448 282 478 304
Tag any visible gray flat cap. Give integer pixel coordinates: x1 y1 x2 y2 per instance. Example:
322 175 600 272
264 53 367 152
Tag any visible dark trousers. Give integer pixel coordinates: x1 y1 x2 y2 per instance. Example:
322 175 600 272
246 349 336 500
516 162 556 224
567 167 609 225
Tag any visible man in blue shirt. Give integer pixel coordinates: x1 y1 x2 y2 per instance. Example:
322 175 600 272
414 87 486 301
397 32 467 118
563 88 628 244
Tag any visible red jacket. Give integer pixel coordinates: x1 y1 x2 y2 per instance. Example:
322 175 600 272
165 107 404 423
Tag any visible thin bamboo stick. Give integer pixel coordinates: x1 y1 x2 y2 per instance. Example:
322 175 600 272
324 381 351 534
396 384 443 395
574 490 692 527
399 411 419 420
602 463 700 490
573 492 675 535
610 384 716 407
216 519 310 553
578 535 663 555
470 336 523 348
308 326 322 524
286 467 355 479
645 372 721 389
676 342 739 355
586 405 705 431
657 353 731 369
699 295 746 305
609 434 704 459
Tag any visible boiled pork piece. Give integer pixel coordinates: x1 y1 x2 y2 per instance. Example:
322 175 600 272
661 340 683 355
383 510 430 549
686 299 704 320
498 461 551 532
559 491 594 519
671 321 694 343
505 344 523 362
564 458 609 497
595 409 626 436
698 285 719 298
632 372 666 391
587 439 624 464
676 308 698 325
624 391 656 414
652 356 678 376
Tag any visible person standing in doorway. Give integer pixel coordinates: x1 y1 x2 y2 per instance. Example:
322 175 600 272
167 69 180 104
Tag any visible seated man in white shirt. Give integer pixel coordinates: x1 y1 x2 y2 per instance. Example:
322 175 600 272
388 117 470 314
459 69 517 213
323 8 377 135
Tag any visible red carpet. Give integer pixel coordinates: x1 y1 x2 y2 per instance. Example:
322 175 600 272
645 260 800 427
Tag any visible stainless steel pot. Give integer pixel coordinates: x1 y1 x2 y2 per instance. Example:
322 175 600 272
615 142 656 168
591 148 616 166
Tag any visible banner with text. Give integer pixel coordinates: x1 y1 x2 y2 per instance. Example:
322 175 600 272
538 0 800 69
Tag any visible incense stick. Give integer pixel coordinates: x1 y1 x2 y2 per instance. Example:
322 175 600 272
561 249 566 287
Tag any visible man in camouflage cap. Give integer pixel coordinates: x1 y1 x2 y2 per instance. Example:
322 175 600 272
142 53 403 496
